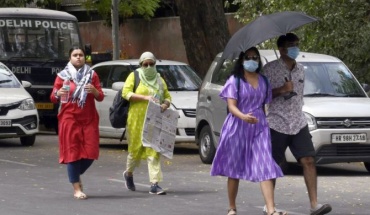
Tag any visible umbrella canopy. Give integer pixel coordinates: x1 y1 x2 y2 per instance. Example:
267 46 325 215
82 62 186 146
221 11 318 60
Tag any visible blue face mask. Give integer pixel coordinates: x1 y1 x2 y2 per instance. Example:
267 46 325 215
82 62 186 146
243 60 259 72
287 46 300 59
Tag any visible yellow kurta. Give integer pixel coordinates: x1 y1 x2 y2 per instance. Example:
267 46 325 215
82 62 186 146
122 72 171 160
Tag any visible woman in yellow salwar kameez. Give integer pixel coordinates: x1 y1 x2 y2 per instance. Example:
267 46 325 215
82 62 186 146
122 52 171 195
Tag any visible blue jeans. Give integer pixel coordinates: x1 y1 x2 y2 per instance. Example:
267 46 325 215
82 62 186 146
67 159 94 183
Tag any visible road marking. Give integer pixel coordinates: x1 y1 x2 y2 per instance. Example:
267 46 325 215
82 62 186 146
0 159 37 167
108 178 150 188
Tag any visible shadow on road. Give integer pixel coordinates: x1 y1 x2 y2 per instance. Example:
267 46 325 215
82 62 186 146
99 139 198 155
0 138 28 147
285 163 369 176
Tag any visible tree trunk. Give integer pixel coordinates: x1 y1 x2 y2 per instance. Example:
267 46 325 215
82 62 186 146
175 0 230 79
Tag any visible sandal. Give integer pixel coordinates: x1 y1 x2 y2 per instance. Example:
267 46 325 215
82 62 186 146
74 191 87 200
227 208 237 215
270 211 287 215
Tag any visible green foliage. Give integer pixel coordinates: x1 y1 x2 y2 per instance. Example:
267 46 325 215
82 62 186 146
83 0 160 21
0 0 29 7
230 0 370 83
0 0 61 8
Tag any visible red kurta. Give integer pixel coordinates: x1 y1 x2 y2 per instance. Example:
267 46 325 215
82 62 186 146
50 72 104 164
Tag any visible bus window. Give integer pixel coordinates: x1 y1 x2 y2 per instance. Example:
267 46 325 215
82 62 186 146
0 8 84 132
0 19 80 59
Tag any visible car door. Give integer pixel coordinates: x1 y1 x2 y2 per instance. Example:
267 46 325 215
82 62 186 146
92 65 117 137
208 57 235 146
96 64 133 138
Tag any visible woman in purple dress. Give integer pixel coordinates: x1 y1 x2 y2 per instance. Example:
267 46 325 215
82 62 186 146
211 47 287 215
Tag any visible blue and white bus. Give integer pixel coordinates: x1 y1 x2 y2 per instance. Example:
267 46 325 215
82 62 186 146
0 8 88 131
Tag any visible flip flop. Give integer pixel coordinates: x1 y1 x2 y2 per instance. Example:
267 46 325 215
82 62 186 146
227 208 237 215
74 191 87 200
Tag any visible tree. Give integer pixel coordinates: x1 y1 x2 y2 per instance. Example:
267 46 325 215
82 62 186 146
83 0 160 23
83 0 160 60
230 0 370 83
0 0 61 8
0 0 31 7
175 0 230 78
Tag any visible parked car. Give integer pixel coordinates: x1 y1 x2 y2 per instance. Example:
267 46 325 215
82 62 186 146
0 62 39 146
91 59 202 143
196 50 370 173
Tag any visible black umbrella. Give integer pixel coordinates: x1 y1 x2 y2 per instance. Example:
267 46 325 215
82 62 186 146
221 11 318 60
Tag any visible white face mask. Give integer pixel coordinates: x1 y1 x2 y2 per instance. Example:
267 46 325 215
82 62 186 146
287 46 300 59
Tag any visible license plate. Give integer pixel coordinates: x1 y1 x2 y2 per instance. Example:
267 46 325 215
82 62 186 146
332 133 367 143
0 119 11 127
36 103 54 110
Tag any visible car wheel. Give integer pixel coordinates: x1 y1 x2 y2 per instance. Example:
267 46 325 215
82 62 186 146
199 125 216 164
364 162 370 173
20 135 36 146
54 121 59 134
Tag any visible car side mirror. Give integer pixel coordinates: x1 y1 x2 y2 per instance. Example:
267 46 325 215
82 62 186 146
21 80 32 88
112 81 124 91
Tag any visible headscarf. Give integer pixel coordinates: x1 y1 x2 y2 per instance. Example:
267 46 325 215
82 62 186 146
137 52 160 90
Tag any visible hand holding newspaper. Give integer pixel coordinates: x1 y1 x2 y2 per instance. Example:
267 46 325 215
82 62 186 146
142 101 179 159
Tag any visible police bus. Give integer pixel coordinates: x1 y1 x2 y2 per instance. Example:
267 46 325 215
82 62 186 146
0 8 89 131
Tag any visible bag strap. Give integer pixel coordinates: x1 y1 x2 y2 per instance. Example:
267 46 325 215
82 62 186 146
261 74 269 114
133 70 140 92
227 75 240 114
236 75 240 100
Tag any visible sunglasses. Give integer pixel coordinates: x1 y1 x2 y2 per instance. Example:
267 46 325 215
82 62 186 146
142 62 155 68
245 55 259 61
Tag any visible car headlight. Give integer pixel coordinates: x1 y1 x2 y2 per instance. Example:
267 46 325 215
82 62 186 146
304 112 317 131
19 99 36 110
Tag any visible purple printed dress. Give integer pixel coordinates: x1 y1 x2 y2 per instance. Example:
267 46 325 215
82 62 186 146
210 74 283 182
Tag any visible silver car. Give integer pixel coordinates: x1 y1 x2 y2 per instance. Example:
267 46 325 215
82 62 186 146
91 59 202 143
0 62 39 146
196 50 370 173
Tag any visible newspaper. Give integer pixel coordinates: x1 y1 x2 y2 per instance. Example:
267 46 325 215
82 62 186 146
142 101 179 159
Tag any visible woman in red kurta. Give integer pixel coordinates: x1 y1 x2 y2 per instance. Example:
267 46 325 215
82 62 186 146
50 47 104 199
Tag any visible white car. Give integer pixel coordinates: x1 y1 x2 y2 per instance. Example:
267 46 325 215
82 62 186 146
91 59 202 143
196 50 370 173
0 62 39 146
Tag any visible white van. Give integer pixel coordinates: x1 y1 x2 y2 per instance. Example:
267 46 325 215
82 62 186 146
195 50 370 172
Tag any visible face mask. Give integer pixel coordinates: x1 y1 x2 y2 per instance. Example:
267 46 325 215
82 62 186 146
143 66 157 80
287 46 300 59
243 60 259 72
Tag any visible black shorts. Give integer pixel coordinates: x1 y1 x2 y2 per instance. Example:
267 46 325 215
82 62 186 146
270 125 316 165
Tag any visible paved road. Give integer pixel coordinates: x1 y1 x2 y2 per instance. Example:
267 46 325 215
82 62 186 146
0 133 369 215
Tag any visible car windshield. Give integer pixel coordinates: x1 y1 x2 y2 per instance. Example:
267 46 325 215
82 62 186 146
0 65 21 88
133 64 202 91
302 62 366 97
